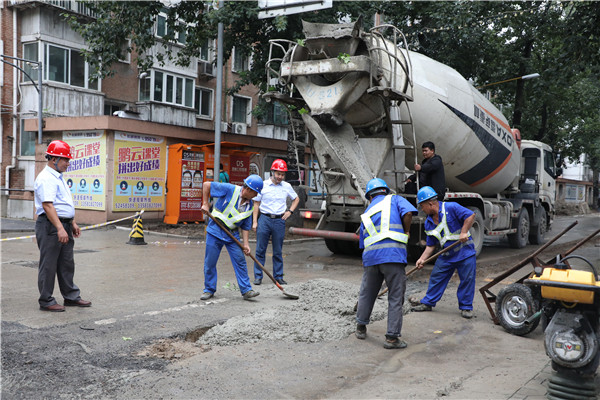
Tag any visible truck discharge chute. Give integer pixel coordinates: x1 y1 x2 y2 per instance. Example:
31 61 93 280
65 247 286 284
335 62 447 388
267 19 556 257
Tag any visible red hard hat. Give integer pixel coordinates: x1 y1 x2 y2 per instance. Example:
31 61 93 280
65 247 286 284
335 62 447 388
271 159 287 171
46 140 72 159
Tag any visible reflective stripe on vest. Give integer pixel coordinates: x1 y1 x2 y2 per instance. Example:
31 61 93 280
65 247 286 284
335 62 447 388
361 194 409 248
425 202 470 246
212 186 254 229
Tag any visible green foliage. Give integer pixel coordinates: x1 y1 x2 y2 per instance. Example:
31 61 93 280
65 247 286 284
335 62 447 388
337 53 351 64
298 108 308 115
65 1 599 172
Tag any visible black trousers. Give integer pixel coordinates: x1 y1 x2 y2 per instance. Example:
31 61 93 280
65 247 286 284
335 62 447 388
35 216 80 306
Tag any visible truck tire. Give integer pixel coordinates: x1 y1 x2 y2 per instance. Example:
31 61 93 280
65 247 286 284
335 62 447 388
508 209 529 249
529 207 547 245
323 222 362 256
467 207 484 257
496 283 539 336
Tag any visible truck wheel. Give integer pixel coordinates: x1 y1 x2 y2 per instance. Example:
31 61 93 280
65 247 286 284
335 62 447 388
529 207 547 245
496 283 539 336
508 209 529 249
323 222 362 256
467 207 484 257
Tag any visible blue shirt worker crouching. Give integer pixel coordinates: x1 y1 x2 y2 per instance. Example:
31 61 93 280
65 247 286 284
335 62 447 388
411 186 476 319
356 178 417 349
200 175 263 301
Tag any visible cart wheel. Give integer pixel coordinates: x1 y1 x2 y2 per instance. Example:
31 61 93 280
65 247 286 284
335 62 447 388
496 283 539 336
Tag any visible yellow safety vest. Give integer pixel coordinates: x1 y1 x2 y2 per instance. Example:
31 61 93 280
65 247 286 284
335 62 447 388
361 194 409 248
212 186 254 229
425 202 470 246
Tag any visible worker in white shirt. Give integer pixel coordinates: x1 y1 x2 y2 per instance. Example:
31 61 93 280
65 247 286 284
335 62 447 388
252 159 300 285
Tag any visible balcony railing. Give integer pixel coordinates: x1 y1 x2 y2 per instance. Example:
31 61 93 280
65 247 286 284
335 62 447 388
10 0 97 18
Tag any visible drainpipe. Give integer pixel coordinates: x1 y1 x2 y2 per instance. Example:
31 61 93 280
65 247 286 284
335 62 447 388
5 8 18 194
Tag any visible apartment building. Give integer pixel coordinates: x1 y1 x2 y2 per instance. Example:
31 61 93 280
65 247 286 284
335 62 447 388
1 0 292 223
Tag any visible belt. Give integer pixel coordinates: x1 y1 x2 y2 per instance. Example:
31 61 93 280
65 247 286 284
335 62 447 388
39 213 73 224
261 212 284 219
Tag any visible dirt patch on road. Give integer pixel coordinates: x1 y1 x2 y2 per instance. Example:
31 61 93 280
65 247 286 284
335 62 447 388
197 278 413 347
137 338 205 360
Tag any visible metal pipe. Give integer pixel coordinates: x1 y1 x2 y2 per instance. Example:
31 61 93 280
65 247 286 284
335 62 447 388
213 0 224 181
288 227 359 241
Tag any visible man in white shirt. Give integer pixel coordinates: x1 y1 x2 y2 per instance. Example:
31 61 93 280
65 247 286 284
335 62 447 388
252 159 300 285
34 140 91 312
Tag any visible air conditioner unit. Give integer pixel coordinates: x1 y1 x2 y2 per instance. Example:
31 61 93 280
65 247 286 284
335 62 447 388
221 122 230 132
232 122 247 135
198 61 214 77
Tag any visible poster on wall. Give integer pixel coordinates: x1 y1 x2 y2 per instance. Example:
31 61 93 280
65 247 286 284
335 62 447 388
113 132 166 211
229 155 250 185
63 131 106 210
179 150 205 221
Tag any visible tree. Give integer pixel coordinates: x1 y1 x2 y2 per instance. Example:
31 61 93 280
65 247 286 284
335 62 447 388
68 1 599 182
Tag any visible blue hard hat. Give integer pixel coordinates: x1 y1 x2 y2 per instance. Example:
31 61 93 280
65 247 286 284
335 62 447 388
365 178 389 197
417 186 438 203
243 174 263 194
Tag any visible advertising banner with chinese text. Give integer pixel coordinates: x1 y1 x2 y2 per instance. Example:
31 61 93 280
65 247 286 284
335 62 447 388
63 131 106 210
179 150 205 221
229 154 250 185
113 132 166 211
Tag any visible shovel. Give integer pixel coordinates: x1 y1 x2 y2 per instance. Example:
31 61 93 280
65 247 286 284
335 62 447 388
203 209 299 300
354 240 461 311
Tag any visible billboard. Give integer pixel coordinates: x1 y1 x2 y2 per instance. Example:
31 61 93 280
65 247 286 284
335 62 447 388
113 132 166 211
63 131 106 210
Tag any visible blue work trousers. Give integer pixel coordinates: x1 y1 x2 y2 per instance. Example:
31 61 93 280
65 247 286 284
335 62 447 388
356 263 406 338
420 255 476 310
203 233 252 295
254 215 286 280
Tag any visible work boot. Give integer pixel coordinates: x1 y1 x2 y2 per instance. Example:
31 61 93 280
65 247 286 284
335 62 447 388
355 324 367 340
253 278 262 285
461 309 474 319
383 336 407 349
408 296 422 306
200 292 214 301
243 290 260 300
411 303 432 312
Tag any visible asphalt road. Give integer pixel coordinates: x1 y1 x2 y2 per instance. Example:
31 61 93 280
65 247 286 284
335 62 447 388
1 213 599 399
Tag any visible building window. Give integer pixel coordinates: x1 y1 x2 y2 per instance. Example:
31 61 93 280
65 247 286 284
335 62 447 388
232 96 250 124
142 70 194 107
259 101 289 126
139 74 151 101
154 71 164 101
198 38 215 62
70 50 86 87
20 129 36 157
156 11 187 44
194 87 213 118
23 43 39 81
46 44 68 83
232 47 249 72
104 103 123 116
42 43 98 89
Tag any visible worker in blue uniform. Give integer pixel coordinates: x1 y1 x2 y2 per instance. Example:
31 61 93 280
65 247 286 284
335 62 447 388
355 178 417 349
411 186 476 319
200 175 263 301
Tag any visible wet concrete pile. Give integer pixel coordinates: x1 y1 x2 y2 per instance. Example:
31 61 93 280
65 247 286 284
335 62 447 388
198 278 390 346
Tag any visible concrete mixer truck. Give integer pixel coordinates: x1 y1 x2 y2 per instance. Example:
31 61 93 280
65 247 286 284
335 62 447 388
264 19 558 258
